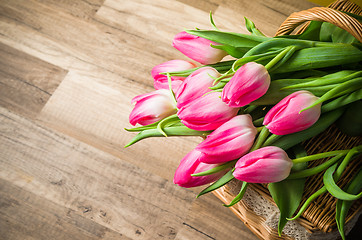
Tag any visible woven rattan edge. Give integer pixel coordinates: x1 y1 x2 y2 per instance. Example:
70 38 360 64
213 182 362 240
212 185 294 240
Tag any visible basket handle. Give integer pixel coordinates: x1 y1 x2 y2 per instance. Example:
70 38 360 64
275 6 362 42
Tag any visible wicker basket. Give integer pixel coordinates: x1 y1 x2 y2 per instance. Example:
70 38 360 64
213 1 362 239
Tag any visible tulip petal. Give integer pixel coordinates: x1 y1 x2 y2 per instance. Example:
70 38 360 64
233 146 293 183
263 91 321 135
172 31 228 65
173 150 227 188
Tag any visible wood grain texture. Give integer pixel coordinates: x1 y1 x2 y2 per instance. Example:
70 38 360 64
0 178 128 240
0 107 195 239
0 42 67 118
0 0 344 239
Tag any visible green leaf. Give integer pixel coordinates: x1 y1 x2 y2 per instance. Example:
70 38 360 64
244 17 265 36
186 29 268 48
323 163 362 201
276 21 323 41
289 146 361 221
301 77 362 112
224 182 248 207
336 99 362 136
197 169 234 198
274 45 362 73
232 50 279 70
244 38 315 57
125 126 210 147
209 11 219 31
211 44 248 58
336 168 362 240
281 70 362 89
268 145 308 236
320 22 359 44
322 89 362 113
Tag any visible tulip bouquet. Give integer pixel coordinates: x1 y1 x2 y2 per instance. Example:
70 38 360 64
125 13 362 239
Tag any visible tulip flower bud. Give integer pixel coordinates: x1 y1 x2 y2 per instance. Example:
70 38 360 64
152 60 197 92
172 31 228 65
196 115 257 164
177 92 239 131
263 90 321 135
129 89 177 126
222 62 271 107
175 67 221 108
233 146 293 183
173 150 228 188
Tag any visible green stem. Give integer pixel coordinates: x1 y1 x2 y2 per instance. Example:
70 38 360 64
232 52 276 72
252 117 264 127
335 145 362 178
301 77 362 112
250 126 270 152
256 126 264 132
244 105 258 113
287 187 326 221
191 160 237 177
292 150 349 164
264 46 293 70
125 126 210 147
324 164 362 201
157 114 179 137
223 181 249 207
167 73 177 106
262 134 282 147
288 146 362 220
287 154 344 179
321 88 362 113
282 70 362 89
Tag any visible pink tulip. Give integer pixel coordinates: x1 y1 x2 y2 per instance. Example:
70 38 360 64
196 115 257 164
233 146 293 183
172 31 228 65
173 150 229 188
263 90 321 135
175 67 220 108
222 62 271 107
177 92 239 131
152 60 197 91
129 89 177 126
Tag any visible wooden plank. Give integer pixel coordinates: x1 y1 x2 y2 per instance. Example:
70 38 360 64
0 107 196 240
36 0 105 20
96 0 213 44
0 0 203 181
0 42 67 118
216 0 317 37
176 194 258 240
0 16 143 93
0 179 129 240
176 0 222 13
0 0 165 86
37 70 202 181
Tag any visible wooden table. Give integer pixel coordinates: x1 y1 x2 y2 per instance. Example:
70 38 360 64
0 0 321 239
